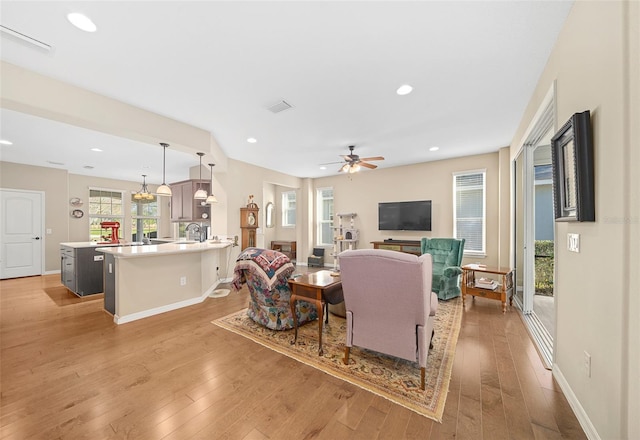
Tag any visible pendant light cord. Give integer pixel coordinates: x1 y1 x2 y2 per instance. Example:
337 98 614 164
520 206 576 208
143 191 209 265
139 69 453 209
160 143 168 185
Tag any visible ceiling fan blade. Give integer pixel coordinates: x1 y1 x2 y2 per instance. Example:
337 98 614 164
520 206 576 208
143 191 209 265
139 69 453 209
360 162 378 169
359 156 384 161
320 160 345 165
340 155 355 161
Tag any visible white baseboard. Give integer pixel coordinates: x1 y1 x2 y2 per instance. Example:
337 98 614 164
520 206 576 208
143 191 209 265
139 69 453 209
552 365 600 440
44 270 61 275
114 280 222 325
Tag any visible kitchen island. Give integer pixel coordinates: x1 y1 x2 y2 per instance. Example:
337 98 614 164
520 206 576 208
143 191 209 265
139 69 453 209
97 241 233 324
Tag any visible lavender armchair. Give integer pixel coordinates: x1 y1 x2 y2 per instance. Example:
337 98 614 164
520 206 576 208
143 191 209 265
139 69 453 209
338 249 438 390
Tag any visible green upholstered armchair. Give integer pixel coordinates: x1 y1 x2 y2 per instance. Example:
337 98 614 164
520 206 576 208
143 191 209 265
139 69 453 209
420 238 465 300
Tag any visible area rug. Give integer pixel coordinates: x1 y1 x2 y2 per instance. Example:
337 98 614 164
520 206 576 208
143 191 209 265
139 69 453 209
213 297 462 422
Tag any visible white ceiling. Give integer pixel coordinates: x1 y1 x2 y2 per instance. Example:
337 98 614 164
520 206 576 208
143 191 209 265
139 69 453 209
0 1 573 183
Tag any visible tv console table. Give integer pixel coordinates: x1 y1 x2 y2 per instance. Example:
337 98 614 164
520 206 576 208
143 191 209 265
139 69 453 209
371 240 422 256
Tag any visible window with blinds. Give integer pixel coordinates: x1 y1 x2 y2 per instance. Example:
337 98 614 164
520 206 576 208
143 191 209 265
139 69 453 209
316 188 334 246
453 171 486 255
281 190 296 227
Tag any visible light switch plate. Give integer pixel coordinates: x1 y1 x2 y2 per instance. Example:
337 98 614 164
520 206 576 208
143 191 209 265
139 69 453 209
568 233 580 252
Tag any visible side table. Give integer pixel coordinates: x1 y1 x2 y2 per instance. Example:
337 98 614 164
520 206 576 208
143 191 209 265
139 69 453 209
288 270 344 355
461 264 514 313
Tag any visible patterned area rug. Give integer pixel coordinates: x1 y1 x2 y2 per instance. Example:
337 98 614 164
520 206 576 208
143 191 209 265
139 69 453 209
213 297 462 422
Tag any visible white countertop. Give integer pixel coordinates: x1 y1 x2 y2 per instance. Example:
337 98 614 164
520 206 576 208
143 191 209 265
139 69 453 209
95 241 232 258
60 241 122 248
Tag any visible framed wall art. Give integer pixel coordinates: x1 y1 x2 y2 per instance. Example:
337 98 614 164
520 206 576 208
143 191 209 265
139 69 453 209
551 110 595 222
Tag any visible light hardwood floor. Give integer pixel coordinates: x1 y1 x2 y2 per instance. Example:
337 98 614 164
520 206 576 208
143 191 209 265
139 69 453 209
0 274 586 439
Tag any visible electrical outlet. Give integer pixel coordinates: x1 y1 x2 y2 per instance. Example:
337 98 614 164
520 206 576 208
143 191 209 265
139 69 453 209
568 233 580 252
180 276 187 286
583 351 591 377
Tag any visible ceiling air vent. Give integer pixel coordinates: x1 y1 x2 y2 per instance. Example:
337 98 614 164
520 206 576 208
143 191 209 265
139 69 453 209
267 100 293 114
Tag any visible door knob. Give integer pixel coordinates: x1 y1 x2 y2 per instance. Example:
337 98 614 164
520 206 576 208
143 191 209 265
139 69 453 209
33 237 40 240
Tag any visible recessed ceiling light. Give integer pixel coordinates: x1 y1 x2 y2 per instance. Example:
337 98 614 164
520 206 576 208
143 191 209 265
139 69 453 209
67 13 97 32
319 166 327 170
0 139 13 145
396 84 413 96
429 146 439 151
47 160 65 166
83 165 94 169
91 148 102 152
247 138 257 143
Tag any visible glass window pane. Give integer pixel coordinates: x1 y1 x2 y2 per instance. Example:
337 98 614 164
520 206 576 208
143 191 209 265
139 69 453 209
454 172 485 253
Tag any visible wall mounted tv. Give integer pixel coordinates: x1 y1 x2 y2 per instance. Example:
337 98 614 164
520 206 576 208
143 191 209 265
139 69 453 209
378 200 432 231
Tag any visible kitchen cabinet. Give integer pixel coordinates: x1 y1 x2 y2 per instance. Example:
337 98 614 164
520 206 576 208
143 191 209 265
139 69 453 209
103 254 116 314
170 179 211 222
60 245 104 296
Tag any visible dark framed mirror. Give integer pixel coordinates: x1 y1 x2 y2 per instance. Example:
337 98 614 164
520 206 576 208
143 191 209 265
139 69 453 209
551 110 595 222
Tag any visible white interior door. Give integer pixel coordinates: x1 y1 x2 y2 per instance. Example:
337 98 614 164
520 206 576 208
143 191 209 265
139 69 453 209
0 189 44 279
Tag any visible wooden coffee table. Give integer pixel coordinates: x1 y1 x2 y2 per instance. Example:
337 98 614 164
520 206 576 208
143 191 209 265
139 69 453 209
288 270 343 355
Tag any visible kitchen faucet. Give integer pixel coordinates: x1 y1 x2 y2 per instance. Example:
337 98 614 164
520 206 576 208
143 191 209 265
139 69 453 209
185 223 206 242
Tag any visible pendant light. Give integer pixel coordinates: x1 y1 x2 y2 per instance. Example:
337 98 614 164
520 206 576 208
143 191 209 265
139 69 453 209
193 152 208 200
156 143 172 196
134 174 154 200
206 163 218 204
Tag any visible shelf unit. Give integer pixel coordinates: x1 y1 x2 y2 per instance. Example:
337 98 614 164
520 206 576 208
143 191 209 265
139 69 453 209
331 213 358 271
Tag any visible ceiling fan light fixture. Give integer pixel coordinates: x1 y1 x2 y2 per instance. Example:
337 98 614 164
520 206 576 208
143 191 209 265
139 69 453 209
396 84 413 96
349 164 361 174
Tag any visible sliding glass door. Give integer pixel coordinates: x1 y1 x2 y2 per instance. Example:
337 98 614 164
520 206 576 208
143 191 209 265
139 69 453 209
513 94 555 368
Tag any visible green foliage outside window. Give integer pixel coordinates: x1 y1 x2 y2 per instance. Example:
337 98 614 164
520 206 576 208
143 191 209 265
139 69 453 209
535 240 554 295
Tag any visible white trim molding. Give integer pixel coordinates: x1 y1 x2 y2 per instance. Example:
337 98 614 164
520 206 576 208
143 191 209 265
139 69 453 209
553 365 601 440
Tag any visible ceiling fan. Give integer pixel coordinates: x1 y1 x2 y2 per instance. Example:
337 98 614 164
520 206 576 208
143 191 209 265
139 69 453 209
331 145 385 173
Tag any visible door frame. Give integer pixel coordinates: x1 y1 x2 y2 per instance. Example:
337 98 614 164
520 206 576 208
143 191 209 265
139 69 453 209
0 188 45 278
511 84 556 368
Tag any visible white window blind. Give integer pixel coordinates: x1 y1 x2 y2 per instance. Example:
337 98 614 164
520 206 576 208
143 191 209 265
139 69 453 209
316 188 333 246
453 171 486 254
281 191 296 227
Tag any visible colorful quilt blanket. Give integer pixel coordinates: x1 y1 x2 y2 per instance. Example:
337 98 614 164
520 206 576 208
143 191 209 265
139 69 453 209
231 247 295 291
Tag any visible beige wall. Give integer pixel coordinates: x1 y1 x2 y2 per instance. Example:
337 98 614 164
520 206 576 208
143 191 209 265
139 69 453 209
313 152 505 267
509 2 639 438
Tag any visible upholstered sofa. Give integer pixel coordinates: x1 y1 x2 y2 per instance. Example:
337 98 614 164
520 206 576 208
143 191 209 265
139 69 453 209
231 247 318 330
420 238 465 300
338 249 438 390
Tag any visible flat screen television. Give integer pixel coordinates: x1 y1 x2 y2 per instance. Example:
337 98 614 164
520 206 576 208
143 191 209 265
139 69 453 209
378 200 432 231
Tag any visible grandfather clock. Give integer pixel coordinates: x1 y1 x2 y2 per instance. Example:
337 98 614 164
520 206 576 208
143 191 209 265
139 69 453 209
240 205 259 250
